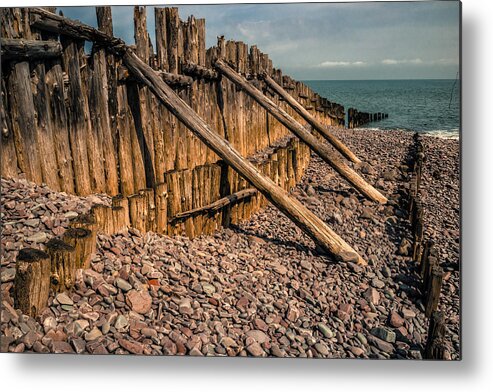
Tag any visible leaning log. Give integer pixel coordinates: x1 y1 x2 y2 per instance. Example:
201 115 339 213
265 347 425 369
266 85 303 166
172 187 257 221
215 60 387 204
123 50 365 264
14 248 51 317
261 72 361 164
1 38 62 60
28 8 366 264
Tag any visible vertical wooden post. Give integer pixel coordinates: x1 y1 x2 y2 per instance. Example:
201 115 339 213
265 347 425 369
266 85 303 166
90 10 119 195
60 34 94 195
14 248 51 317
0 76 19 178
155 182 168 234
165 7 180 74
129 192 147 233
63 227 95 269
112 194 131 228
46 238 77 292
425 265 443 318
7 61 44 184
424 311 448 359
155 8 168 71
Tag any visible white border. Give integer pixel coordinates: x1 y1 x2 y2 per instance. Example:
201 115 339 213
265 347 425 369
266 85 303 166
2 1 492 391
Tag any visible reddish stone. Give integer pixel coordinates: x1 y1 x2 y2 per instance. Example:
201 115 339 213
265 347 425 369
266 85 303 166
51 341 74 354
147 278 160 286
364 287 380 305
208 297 219 306
236 296 249 310
254 318 268 332
390 312 405 328
337 303 353 322
119 338 144 355
161 337 177 355
126 289 152 314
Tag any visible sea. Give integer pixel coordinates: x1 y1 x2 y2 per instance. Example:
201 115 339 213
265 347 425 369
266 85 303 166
304 79 460 139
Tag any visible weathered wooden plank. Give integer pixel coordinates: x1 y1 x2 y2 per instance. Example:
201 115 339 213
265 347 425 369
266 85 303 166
134 6 155 187
155 8 168 71
90 9 119 195
7 61 43 183
60 35 93 195
30 57 62 190
165 7 179 74
1 75 19 178
0 38 62 60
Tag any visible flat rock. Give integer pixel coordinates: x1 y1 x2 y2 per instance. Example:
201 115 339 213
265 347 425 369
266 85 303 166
1 268 15 283
245 330 269 344
126 290 152 314
55 292 73 306
371 327 396 343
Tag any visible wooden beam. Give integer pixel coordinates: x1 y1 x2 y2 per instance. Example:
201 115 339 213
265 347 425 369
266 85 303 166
26 8 366 264
172 187 257 221
215 60 387 204
29 8 126 53
182 61 219 80
261 72 361 164
1 38 62 60
117 64 193 87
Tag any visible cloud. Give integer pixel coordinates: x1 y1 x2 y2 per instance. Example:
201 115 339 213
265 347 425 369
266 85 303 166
318 60 367 67
382 58 424 65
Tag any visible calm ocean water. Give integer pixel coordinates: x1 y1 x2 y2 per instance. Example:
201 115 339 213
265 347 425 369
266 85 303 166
304 79 460 138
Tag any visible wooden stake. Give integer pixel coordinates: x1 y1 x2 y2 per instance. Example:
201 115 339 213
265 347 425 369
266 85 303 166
425 265 443 318
63 227 95 269
46 238 77 292
155 182 168 234
14 248 51 317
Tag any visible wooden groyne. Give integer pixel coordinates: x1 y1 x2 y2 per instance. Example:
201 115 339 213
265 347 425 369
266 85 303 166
405 133 450 360
1 6 393 266
348 108 388 129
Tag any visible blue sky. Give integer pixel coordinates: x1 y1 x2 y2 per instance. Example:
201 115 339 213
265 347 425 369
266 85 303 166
59 1 460 80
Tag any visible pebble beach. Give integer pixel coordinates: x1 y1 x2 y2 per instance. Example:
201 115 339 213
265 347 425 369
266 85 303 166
0 128 460 359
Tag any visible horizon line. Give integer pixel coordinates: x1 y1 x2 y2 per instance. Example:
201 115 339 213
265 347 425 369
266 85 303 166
300 77 459 81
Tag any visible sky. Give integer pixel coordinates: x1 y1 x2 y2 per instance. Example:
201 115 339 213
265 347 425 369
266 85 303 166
59 1 460 80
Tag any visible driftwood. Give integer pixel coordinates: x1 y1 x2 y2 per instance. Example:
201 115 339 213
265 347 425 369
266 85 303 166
1 38 62 60
215 60 387 204
261 72 361 164
14 248 51 317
